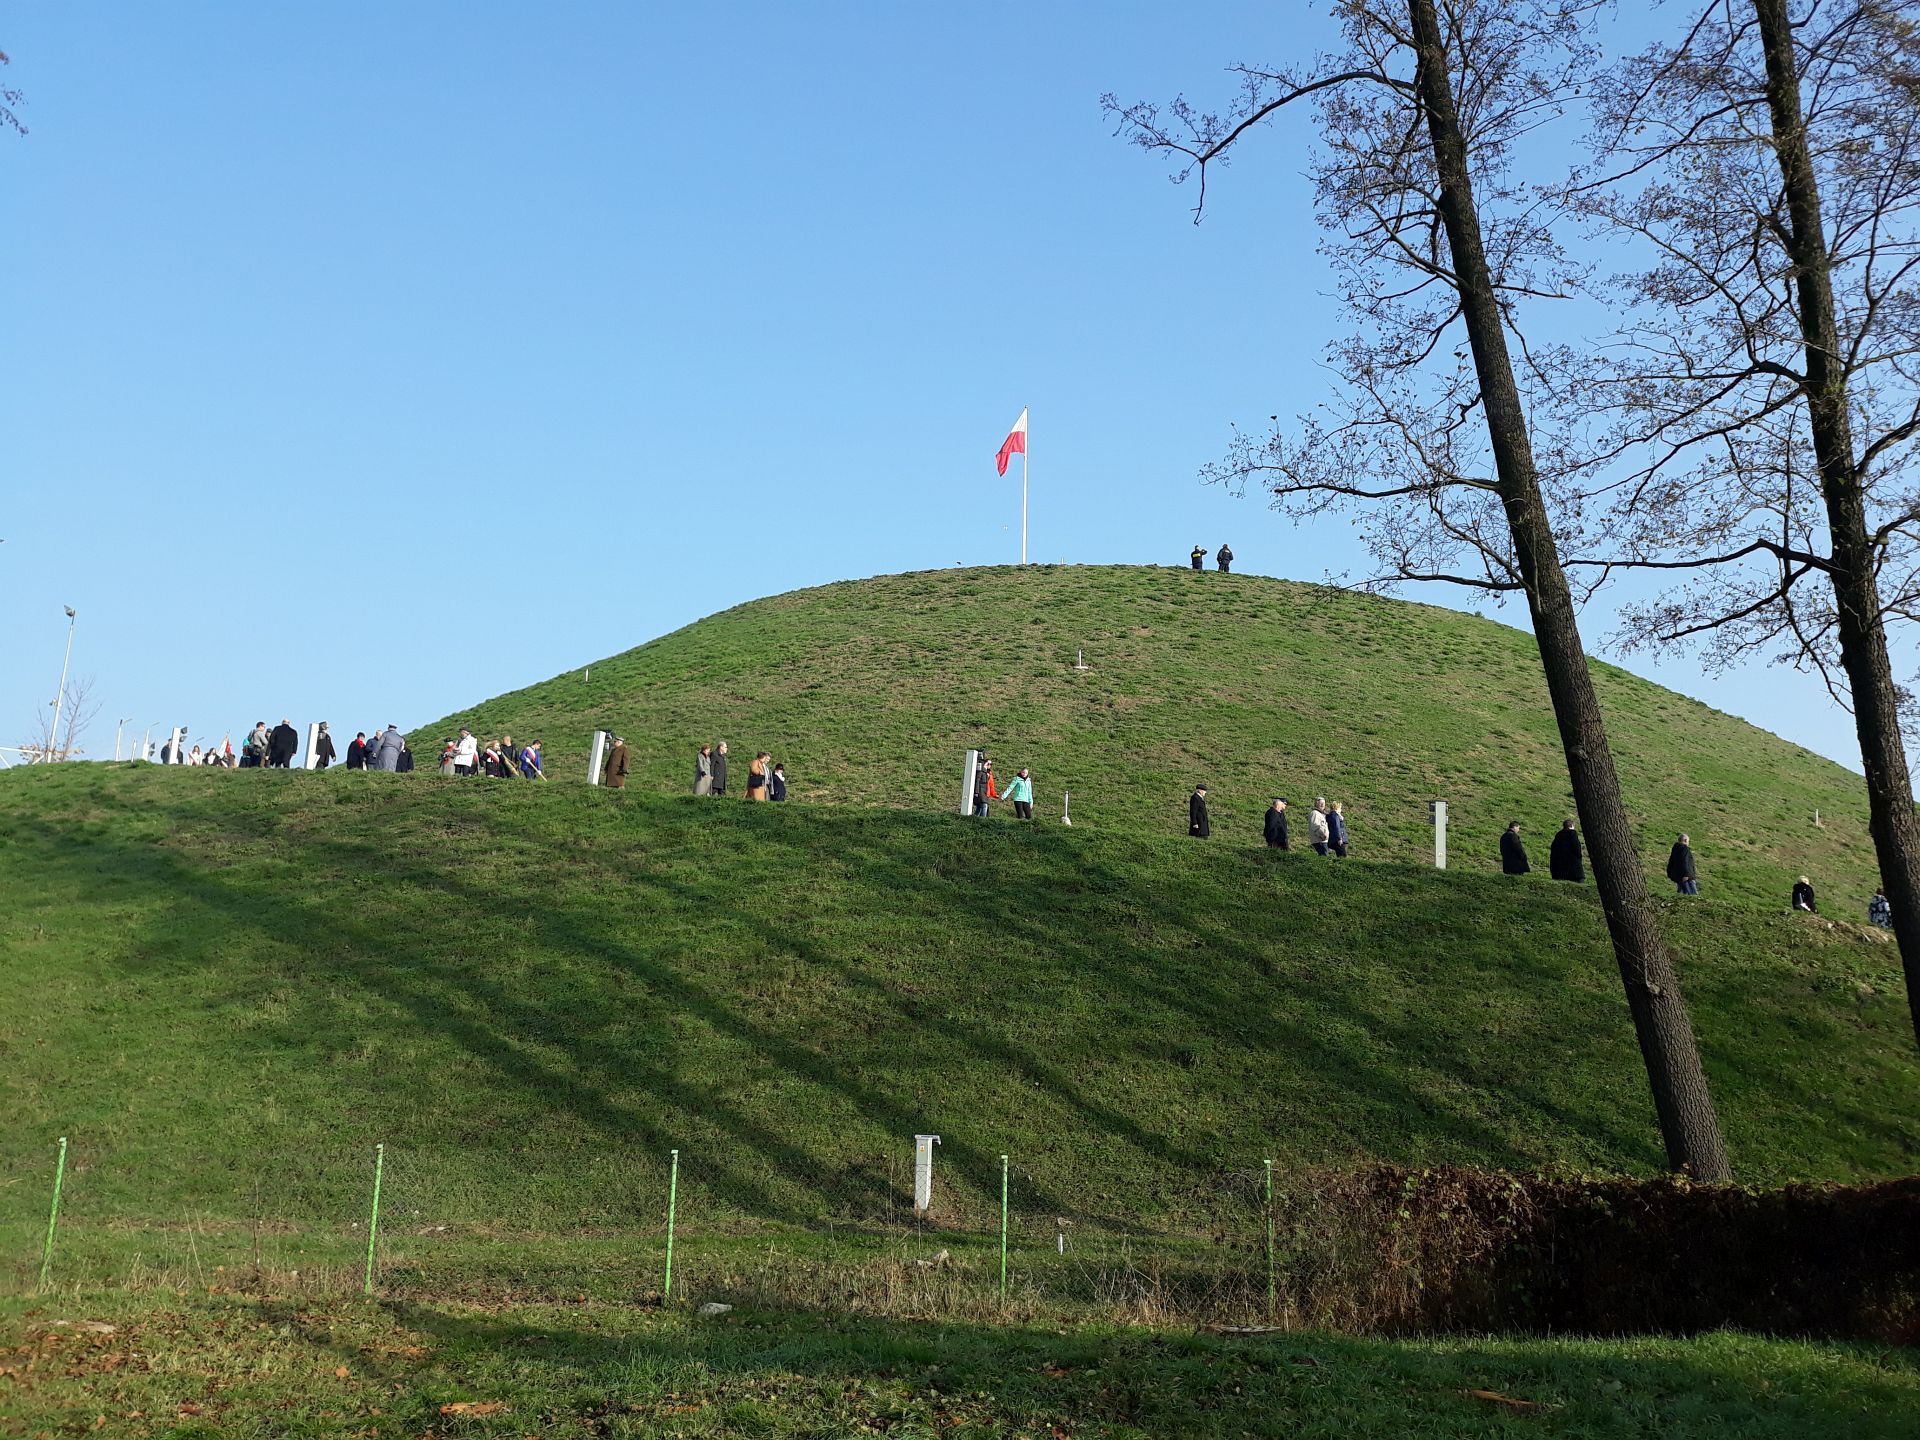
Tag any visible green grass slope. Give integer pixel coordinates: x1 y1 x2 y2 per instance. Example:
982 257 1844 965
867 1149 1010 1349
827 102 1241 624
418 566 1880 910
2 764 1912 1247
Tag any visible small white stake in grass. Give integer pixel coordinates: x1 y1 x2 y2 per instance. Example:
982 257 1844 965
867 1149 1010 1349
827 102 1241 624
914 1134 941 1219
1061 791 1072 827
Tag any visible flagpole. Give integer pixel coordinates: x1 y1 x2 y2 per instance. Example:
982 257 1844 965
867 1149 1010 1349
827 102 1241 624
1021 407 1029 566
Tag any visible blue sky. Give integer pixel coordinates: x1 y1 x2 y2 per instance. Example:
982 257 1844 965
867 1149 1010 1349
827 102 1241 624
0 2 1878 772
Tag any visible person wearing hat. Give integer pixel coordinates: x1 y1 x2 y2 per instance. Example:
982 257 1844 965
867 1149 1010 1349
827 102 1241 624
1189 783 1211 838
313 722 338 770
1264 798 1290 849
1189 544 1207 571
604 735 629 788
1791 875 1818 913
1216 543 1233 573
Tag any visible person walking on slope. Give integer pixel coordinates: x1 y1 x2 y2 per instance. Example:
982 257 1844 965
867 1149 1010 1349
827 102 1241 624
480 738 506 777
1667 834 1698 895
314 723 337 770
1871 888 1893 928
694 744 714 795
1190 544 1207 571
1216 543 1233 573
1264 798 1290 849
972 757 997 818
1327 801 1349 858
712 741 730 797
1188 784 1210 838
453 728 479 777
770 762 788 801
268 719 300 768
374 725 405 773
604 735 629 788
242 722 270 768
1005 767 1034 820
1500 821 1530 876
438 739 458 776
1548 819 1584 882
1307 798 1331 857
1791 876 1818 913
346 731 369 770
518 740 546 779
747 751 770 800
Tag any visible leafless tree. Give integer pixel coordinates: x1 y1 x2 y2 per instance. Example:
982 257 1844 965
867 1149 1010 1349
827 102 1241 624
0 50 25 137
1566 0 1920 1045
1106 0 1733 1177
23 676 100 762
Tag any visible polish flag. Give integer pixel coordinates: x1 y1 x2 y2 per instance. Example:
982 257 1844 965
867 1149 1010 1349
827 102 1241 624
995 408 1028 476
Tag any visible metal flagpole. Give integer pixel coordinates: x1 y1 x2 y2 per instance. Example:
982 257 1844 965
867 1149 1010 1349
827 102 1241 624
1021 407 1029 565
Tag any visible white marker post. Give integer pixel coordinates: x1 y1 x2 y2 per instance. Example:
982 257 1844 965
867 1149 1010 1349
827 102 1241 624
1431 800 1448 869
913 1134 941 1219
960 749 981 817
587 730 609 786
305 723 321 770
167 726 185 765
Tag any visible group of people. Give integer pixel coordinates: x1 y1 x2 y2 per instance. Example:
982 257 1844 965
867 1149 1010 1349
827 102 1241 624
1500 822 1893 925
693 741 787 801
1185 788 1352 856
383 727 550 779
1189 544 1234 572
155 719 324 769
969 755 1035 818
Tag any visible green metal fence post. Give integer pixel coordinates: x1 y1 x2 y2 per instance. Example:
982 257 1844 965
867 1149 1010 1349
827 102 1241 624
998 1154 1009 1307
37 1136 69 1292
1264 1158 1275 1319
362 1142 386 1297
663 1149 681 1301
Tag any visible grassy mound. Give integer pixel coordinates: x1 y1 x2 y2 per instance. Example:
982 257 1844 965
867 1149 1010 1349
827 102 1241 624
417 566 1881 910
1 763 1911 1250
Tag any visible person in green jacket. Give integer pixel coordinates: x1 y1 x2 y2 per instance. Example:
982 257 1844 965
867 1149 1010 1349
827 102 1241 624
1005 767 1035 820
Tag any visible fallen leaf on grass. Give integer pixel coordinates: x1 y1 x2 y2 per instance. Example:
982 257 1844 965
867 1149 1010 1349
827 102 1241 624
1467 1388 1545 1413
439 1401 508 1417
178 1403 203 1416
334 1366 351 1378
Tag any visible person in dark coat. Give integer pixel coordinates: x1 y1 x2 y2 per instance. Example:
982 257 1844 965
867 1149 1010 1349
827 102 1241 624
1548 819 1584 882
604 736 629 789
1667 833 1698 895
1216 543 1233 573
769 762 787 801
345 732 368 770
1500 821 1530 875
1189 784 1211 838
268 719 300 768
972 756 995 818
1791 875 1817 913
397 744 414 773
1264 798 1289 849
313 723 337 769
711 741 729 797
1189 545 1207 571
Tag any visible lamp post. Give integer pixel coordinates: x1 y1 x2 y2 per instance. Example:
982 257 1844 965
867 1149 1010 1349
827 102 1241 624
47 607 76 762
115 717 133 762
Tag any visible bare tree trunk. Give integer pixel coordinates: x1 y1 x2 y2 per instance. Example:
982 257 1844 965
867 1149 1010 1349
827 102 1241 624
1408 0 1730 1177
1751 0 1920 1047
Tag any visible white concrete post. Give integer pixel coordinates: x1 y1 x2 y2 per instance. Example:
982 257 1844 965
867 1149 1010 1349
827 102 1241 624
305 723 321 769
960 750 981 816
913 1134 941 1218
1432 800 1448 869
167 726 185 765
587 730 609 786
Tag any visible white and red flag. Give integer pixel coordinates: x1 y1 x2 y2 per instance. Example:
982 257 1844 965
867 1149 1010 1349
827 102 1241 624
995 408 1028 477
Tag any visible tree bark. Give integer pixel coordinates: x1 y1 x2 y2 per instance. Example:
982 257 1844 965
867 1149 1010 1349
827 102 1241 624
1751 0 1920 1047
1407 0 1732 1177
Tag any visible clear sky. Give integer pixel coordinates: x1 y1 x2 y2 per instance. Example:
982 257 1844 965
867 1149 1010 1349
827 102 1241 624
0 2 1882 773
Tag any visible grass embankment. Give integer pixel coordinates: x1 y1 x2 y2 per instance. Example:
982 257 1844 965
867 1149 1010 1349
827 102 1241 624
2 762 1911 1266
6 1292 1918 1439
416 565 1882 909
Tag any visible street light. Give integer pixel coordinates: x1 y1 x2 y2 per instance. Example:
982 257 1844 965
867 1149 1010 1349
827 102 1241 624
47 606 76 763
115 716 134 762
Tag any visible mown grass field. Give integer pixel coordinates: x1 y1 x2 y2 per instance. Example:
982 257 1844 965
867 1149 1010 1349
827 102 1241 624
7 1290 1919 1440
2 761 1911 1253
415 565 1884 910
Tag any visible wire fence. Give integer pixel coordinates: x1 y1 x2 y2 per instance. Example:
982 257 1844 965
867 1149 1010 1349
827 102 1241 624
3 1133 1363 1328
